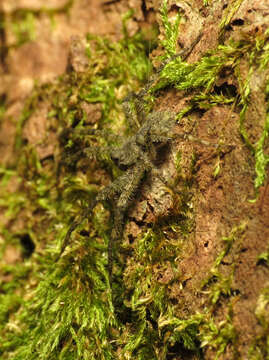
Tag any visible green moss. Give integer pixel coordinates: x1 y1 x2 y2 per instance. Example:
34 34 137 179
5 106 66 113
0 11 155 360
219 0 245 33
160 0 181 58
238 36 269 194
202 223 247 307
152 31 269 192
200 309 238 360
118 222 200 358
9 255 115 359
196 225 247 359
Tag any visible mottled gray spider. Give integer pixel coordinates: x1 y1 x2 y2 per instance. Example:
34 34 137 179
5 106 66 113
59 110 176 277
59 33 204 280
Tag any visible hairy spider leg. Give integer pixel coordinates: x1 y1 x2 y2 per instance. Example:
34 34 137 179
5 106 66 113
59 201 97 257
122 93 142 130
107 160 152 277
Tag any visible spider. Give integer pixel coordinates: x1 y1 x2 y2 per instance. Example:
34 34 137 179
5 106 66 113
58 33 204 280
59 110 176 277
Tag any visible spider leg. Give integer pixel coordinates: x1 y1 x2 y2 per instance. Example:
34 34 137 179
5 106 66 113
59 170 124 258
122 92 142 130
60 127 120 142
108 160 151 277
58 125 122 174
58 143 116 180
59 200 97 257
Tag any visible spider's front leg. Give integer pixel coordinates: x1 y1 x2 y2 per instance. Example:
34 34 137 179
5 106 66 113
58 125 122 174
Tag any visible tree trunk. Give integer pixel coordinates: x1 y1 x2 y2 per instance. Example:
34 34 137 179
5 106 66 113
0 1 268 359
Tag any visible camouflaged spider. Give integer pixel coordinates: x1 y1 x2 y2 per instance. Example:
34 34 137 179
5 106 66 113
59 34 203 280
59 110 176 278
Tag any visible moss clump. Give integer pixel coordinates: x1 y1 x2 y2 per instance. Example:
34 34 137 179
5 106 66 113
159 0 181 58
201 223 246 306
154 30 269 193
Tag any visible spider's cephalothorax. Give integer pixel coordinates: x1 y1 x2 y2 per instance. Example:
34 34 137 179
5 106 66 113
110 111 175 168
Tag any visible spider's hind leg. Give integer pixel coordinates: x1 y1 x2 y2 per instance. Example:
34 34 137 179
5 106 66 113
107 161 149 279
58 201 97 259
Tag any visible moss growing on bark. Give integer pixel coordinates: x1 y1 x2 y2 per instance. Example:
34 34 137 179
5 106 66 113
0 1 269 359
